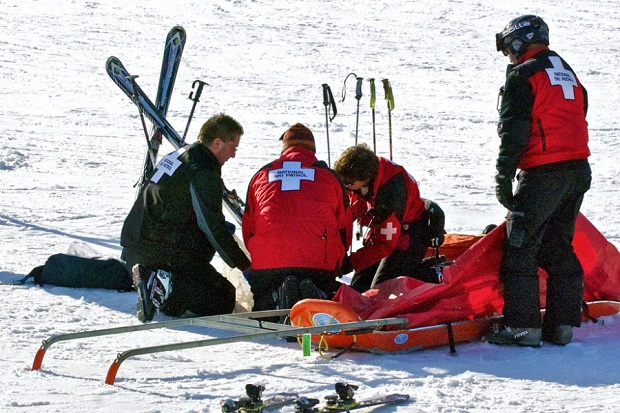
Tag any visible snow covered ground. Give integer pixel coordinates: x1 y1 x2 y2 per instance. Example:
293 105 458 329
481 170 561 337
1 0 619 411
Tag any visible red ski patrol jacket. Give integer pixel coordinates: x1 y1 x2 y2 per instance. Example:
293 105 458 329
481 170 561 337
242 147 352 271
497 46 590 173
348 157 425 272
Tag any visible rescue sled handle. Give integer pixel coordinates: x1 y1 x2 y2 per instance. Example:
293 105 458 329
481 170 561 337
30 309 407 384
105 316 407 384
32 309 288 369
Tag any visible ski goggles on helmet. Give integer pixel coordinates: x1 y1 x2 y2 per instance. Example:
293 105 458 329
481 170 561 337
496 15 547 55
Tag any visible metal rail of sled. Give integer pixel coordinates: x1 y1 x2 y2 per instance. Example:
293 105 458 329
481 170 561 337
30 309 408 385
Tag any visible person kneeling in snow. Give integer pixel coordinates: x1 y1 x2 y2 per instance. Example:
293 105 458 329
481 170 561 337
121 113 251 323
333 144 446 293
242 123 352 319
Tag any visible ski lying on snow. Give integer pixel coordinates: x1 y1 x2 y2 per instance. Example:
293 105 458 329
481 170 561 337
293 382 410 412
221 384 298 412
222 383 410 413
294 393 410 412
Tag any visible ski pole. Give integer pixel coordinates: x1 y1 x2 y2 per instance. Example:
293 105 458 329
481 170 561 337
354 76 363 145
340 73 363 145
322 83 337 167
382 79 395 160
182 79 209 144
369 78 377 153
127 75 156 169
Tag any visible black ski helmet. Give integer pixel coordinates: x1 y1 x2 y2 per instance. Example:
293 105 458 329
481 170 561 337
496 15 549 59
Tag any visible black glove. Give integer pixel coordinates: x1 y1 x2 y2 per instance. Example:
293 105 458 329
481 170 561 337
339 255 354 277
495 171 516 211
423 199 446 246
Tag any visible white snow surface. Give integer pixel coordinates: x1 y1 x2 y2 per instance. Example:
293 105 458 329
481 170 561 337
1 0 620 412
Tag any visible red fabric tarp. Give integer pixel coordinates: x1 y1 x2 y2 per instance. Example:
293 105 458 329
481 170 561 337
333 213 620 328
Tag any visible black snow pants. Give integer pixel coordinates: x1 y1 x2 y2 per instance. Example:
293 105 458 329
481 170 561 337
500 159 591 328
124 246 236 317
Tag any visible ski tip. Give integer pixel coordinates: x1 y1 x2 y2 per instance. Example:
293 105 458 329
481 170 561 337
384 393 411 402
168 25 187 41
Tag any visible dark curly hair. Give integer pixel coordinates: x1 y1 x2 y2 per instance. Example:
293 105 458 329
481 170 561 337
333 143 379 184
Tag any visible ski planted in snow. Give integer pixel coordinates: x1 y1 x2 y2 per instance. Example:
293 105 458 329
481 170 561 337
106 56 184 148
294 383 410 412
137 26 186 192
221 384 298 412
106 55 245 226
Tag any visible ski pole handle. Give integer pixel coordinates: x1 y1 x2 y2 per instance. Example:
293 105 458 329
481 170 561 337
369 78 377 153
183 79 209 143
322 83 334 167
355 77 363 101
327 85 338 122
369 78 376 109
322 84 337 121
126 74 140 100
189 79 208 102
322 83 330 107
382 79 394 112
382 79 394 160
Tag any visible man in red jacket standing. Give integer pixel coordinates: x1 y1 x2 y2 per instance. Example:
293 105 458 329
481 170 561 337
488 15 592 347
242 123 352 315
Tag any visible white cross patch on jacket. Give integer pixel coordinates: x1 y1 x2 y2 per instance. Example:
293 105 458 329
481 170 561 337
545 56 577 100
268 161 315 191
380 221 398 241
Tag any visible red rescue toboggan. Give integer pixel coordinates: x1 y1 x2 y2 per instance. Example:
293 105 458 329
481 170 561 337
290 213 620 353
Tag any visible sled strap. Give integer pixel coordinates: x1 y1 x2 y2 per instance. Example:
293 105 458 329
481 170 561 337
446 322 457 355
331 341 356 359
318 334 330 359
581 301 598 323
317 334 357 360
11 273 35 285
10 266 41 285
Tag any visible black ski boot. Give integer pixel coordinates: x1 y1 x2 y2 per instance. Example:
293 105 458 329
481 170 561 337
273 276 301 324
132 264 156 323
300 278 327 300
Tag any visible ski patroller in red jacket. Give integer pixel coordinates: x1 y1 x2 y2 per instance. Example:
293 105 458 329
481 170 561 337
348 157 426 272
497 46 590 173
242 147 352 271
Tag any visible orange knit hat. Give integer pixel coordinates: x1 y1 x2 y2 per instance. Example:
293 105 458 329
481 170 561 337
280 123 316 153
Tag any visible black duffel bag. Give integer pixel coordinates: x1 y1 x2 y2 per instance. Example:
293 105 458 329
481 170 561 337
25 253 133 291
